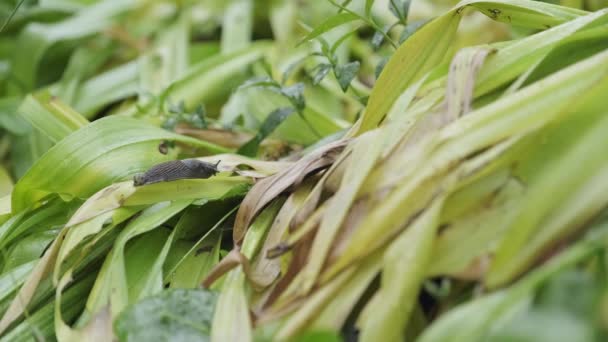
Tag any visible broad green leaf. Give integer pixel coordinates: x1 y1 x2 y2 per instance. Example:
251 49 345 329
357 0 593 134
221 0 252 53
0 260 34 306
123 176 250 206
166 203 239 288
307 251 382 334
0 97 29 135
1 273 95 342
124 228 174 302
57 41 115 105
329 47 608 278
168 230 222 289
10 128 54 179
0 197 78 253
114 289 218 342
159 42 272 112
474 9 608 97
418 237 601 342
487 80 608 287
211 202 281 342
12 0 135 89
18 90 88 142
55 201 187 340
357 12 460 133
2 230 56 271
459 0 586 29
428 175 524 277
138 14 189 98
72 61 138 117
11 116 228 212
358 199 443 342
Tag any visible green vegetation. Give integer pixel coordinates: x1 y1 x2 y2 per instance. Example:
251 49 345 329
1 0 608 341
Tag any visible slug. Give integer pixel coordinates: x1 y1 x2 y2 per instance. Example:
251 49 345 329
133 159 220 186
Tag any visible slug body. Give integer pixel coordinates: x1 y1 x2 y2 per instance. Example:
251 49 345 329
133 159 220 186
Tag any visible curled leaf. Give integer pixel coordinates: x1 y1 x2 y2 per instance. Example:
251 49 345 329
233 139 349 243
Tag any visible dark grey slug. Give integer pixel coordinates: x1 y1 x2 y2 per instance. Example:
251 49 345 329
133 159 220 186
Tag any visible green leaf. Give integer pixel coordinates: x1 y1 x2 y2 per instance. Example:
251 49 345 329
312 63 332 85
418 238 601 342
280 82 305 110
11 116 228 212
18 90 88 142
358 13 460 133
11 0 135 89
124 177 250 206
298 12 360 45
334 61 359 91
1 230 56 271
114 289 218 342
371 29 385 50
398 19 427 44
57 41 115 105
0 0 26 33
159 42 271 113
374 57 388 79
0 97 29 135
221 0 253 53
238 107 295 157
10 128 54 179
0 260 34 305
0 165 12 197
487 78 608 287
365 0 375 17
389 0 411 24
359 199 443 341
292 330 342 342
72 61 139 118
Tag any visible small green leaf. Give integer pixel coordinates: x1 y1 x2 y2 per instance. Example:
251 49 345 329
334 61 360 91
280 83 305 111
389 0 411 24
329 28 359 55
114 289 218 342
281 57 307 84
237 76 278 92
312 63 332 85
371 29 385 50
298 12 360 45
238 107 295 157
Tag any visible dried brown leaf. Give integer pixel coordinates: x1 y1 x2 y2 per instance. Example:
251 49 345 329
233 139 348 244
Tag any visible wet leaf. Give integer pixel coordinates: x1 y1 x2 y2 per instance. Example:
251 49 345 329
115 289 218 342
334 61 359 92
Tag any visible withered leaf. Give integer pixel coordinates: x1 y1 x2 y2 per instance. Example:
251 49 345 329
233 139 349 244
